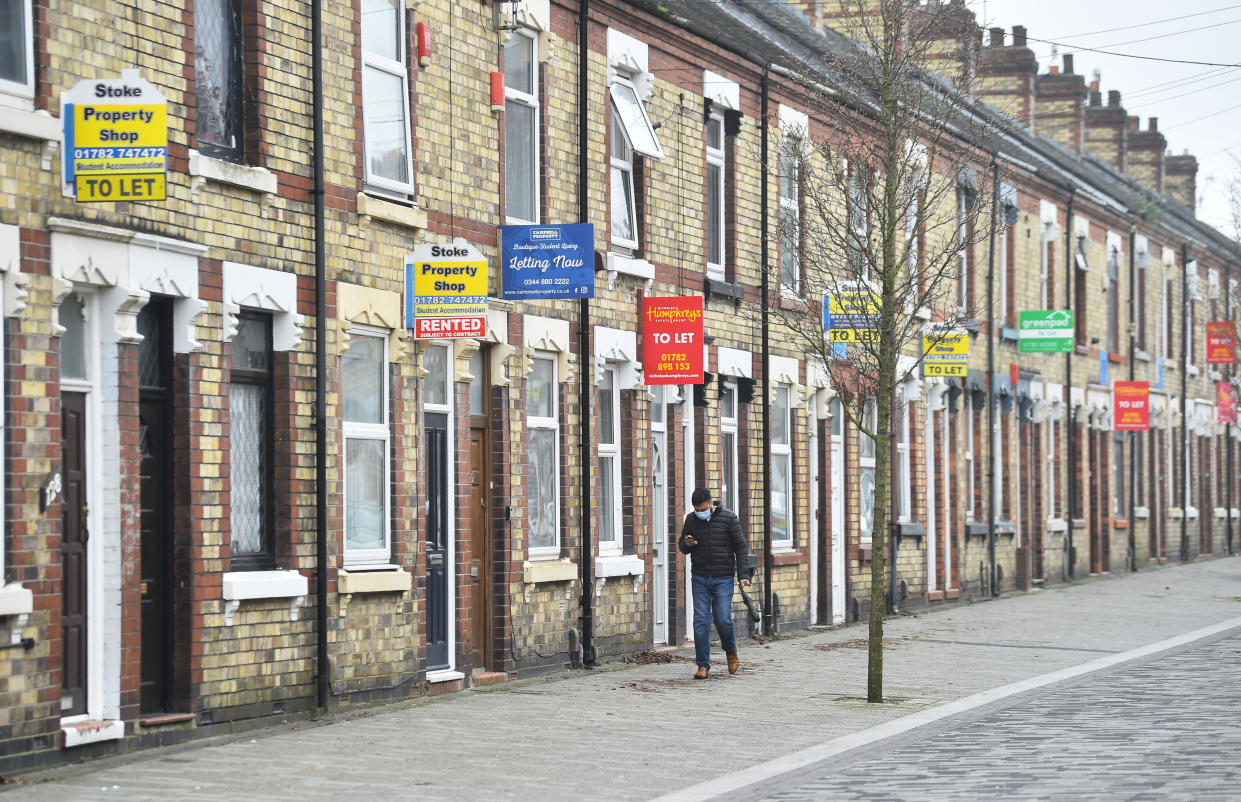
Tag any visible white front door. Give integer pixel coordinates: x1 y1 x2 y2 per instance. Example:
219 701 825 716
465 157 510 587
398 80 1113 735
830 399 845 623
651 389 668 645
808 415 820 624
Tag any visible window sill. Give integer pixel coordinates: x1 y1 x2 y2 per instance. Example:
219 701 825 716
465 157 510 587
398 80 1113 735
704 277 744 304
1168 507 1184 519
0 582 33 617
1046 518 1068 532
1113 519 1129 530
770 548 800 567
358 191 427 231
61 720 125 749
426 669 466 684
894 521 925 539
1134 506 1150 519
0 107 59 169
1135 350 1151 362
189 149 278 198
523 559 578 585
339 566 411 595
1188 365 1200 377
604 252 654 291
964 521 989 538
1214 507 1229 520
1186 506 1199 520
221 570 308 626
994 520 1017 537
594 554 644 594
999 327 1020 343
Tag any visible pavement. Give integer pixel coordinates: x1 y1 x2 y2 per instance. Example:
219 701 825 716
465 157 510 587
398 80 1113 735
5 556 1241 801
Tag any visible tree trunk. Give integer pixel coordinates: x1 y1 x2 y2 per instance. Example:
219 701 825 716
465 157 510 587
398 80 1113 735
867 371 893 702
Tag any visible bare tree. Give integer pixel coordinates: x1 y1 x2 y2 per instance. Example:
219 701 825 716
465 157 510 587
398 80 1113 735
770 0 998 702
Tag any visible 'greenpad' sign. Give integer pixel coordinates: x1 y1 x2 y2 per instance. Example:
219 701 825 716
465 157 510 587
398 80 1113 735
1018 310 1074 353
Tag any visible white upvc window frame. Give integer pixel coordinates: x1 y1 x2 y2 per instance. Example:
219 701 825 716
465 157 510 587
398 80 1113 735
527 351 560 558
720 379 739 515
597 365 623 555
1039 222 1053 311
998 226 1009 325
342 326 392 566
895 401 912 523
1044 413 1058 521
1162 273 1172 361
0 0 35 108
609 83 641 253
360 0 415 196
964 399 976 522
772 384 794 549
504 27 539 225
1113 430 1124 517
859 398 877 544
956 186 970 313
705 111 726 280
847 164 870 279
779 138 802 294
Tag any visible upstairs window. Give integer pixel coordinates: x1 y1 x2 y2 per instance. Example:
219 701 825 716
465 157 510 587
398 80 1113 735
955 187 973 313
847 166 870 279
195 0 243 159
361 0 413 194
1107 243 1121 353
0 0 34 106
610 106 639 252
779 139 802 293
504 29 539 224
705 112 726 280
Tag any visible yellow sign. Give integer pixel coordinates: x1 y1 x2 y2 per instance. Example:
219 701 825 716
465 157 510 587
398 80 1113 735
826 291 880 317
410 258 488 297
73 104 167 149
828 328 880 344
75 173 166 202
405 241 490 340
922 330 969 377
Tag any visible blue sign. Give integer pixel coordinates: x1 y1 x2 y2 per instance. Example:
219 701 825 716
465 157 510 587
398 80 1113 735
499 223 595 299
1100 349 1108 387
1156 355 1164 390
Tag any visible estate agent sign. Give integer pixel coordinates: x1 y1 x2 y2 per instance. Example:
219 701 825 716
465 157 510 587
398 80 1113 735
499 223 594 299
642 297 704 385
62 70 168 203
1113 381 1150 431
405 240 488 339
1018 310 1074 353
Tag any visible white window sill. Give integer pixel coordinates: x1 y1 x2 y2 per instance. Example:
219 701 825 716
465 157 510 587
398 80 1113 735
189 149 277 197
772 546 796 554
1169 507 1184 519
593 554 645 595
1232 508 1240 520
604 252 654 291
1214 507 1229 520
1188 365 1200 377
426 669 465 684
358 191 427 231
61 720 125 748
1186 506 1199 520
0 582 34 617
1135 349 1151 362
1134 506 1150 519
1046 518 1068 533
0 107 59 169
221 570 308 625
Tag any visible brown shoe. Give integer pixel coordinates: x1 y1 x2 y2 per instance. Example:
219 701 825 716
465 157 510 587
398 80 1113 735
694 666 709 680
727 652 740 674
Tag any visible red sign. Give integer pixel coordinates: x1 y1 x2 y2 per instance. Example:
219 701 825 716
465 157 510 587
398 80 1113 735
1218 381 1238 424
413 316 485 339
1206 321 1236 364
1113 381 1149 431
642 296 704 385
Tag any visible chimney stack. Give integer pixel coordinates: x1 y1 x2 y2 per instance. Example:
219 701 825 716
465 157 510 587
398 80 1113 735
1126 115 1167 194
1165 153 1198 211
1148 117 1158 132
976 22 1039 126
1034 52 1088 152
1084 83 1127 171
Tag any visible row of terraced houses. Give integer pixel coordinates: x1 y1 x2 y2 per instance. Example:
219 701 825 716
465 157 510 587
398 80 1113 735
0 0 1238 772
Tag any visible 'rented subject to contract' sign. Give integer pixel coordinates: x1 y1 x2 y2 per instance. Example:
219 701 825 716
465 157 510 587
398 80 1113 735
405 239 488 340
642 296 703 385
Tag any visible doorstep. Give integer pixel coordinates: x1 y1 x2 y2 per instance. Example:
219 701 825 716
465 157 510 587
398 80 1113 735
138 713 196 729
61 720 125 748
470 671 507 688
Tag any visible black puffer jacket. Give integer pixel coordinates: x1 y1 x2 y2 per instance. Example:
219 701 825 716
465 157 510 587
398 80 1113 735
678 505 755 581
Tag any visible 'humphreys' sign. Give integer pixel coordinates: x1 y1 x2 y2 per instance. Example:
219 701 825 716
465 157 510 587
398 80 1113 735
1018 310 1074 353
922 327 970 378
822 286 880 343
1218 381 1238 424
1205 321 1236 364
62 70 168 203
499 223 594 299
642 297 704 385
1113 381 1150 431
405 240 488 339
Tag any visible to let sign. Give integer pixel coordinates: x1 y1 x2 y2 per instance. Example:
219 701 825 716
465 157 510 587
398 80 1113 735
643 297 704 385
1205 321 1235 364
823 288 880 344
1217 381 1237 424
405 240 488 339
921 328 969 378
61 70 168 203
1018 310 1074 353
1113 381 1150 431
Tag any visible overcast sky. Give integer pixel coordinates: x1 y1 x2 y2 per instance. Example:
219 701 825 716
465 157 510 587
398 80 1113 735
970 0 1241 236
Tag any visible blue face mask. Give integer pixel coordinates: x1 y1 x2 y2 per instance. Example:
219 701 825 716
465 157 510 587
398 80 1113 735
694 508 712 521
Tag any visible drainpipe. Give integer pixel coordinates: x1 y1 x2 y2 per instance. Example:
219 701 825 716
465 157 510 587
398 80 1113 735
312 0 329 709
760 64 773 634
1180 242 1190 563
986 158 998 597
1127 225 1137 572
1064 188 1076 580
578 0 594 665
1229 261 1236 555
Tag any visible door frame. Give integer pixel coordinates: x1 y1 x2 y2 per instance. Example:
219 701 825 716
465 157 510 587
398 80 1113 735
467 345 492 670
423 341 457 677
829 399 845 624
650 387 668 644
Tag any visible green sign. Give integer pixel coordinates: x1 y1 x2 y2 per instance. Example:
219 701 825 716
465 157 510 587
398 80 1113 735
1018 310 1074 353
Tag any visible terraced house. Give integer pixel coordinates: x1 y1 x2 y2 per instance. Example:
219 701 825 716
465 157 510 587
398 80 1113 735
0 0 1238 772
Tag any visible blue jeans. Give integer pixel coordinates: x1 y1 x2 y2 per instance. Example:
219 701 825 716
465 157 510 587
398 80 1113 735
692 574 737 669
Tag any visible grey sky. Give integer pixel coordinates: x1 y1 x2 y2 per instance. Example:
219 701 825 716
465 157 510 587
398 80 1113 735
972 0 1241 235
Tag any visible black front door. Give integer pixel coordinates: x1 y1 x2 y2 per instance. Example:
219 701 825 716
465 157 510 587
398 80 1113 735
426 412 450 671
61 391 88 717
138 300 175 713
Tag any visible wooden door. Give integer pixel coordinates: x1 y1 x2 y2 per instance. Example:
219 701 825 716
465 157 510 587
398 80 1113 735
1200 437 1213 555
61 391 88 717
1089 428 1109 574
467 426 491 670
426 413 450 671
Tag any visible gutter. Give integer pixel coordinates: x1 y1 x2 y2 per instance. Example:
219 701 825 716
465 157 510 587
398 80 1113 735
578 0 595 666
760 63 773 634
1064 187 1076 580
986 158 998 597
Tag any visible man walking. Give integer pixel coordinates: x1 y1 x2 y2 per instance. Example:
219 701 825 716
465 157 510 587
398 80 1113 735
679 488 755 679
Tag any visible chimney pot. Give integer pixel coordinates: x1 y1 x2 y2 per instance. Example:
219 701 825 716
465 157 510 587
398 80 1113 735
1049 65 1060 74
989 27 1004 47
1148 117 1158 132
1063 54 1074 74
1013 26 1027 47
1108 90 1121 107
1127 115 1139 132
1089 80 1099 92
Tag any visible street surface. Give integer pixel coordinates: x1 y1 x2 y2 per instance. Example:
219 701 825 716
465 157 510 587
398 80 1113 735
6 558 1241 801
